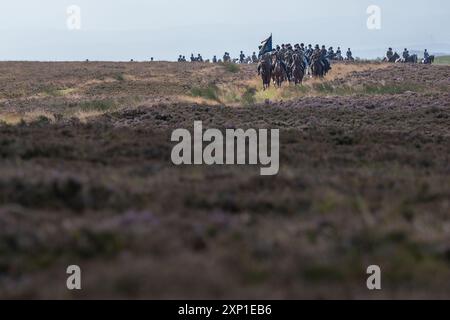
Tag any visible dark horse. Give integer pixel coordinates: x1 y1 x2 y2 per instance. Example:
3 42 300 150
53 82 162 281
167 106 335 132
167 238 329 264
406 54 418 63
384 52 400 63
272 58 285 88
311 58 325 78
398 54 418 63
258 55 272 90
422 55 435 64
291 54 305 85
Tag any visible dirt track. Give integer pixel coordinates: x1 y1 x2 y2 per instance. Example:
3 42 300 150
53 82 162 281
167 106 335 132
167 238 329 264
0 62 449 299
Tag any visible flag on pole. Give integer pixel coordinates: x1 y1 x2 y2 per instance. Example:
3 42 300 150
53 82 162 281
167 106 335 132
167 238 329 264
259 34 272 57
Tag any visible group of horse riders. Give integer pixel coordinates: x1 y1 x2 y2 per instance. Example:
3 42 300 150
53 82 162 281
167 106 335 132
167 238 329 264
218 52 258 64
177 54 205 62
256 43 354 88
384 48 434 64
179 46 433 66
178 52 259 64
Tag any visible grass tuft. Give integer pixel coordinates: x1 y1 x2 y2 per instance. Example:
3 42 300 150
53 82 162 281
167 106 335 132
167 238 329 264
115 73 125 81
79 100 117 112
219 62 240 73
190 85 220 101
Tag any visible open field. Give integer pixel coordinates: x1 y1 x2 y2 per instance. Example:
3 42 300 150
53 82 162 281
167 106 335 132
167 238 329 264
0 61 449 299
435 55 450 65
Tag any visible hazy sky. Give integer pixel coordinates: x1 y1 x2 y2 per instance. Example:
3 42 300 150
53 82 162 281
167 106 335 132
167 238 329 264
1 0 449 60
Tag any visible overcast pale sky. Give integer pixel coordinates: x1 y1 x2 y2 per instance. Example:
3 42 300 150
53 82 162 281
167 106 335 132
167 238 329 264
1 0 449 60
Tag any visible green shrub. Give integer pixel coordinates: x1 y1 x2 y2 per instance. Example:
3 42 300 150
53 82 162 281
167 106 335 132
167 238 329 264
242 88 256 105
79 100 117 112
220 62 240 73
190 85 220 101
115 73 125 81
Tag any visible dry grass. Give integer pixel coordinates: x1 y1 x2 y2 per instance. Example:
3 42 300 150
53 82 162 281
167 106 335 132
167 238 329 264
0 61 449 299
209 62 420 105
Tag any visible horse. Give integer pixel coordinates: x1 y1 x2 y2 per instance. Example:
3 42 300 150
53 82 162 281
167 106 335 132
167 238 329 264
422 55 435 64
258 55 272 90
284 52 294 83
398 54 418 63
291 54 305 85
334 53 344 61
272 58 285 88
407 54 418 63
310 58 325 78
384 52 400 63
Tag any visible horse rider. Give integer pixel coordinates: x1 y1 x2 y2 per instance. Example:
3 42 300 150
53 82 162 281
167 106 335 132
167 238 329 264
320 45 327 57
320 45 331 71
252 52 258 63
197 54 203 62
327 46 335 60
258 45 264 58
257 51 271 75
178 55 183 62
239 51 246 63
402 48 409 61
212 55 218 63
298 43 309 67
386 47 394 61
310 45 321 63
300 43 305 53
346 48 353 60
280 44 287 56
294 44 302 57
190 54 196 62
423 49 430 63
272 48 290 81
284 45 293 63
293 45 306 69
305 44 313 59
334 47 343 60
284 45 294 76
